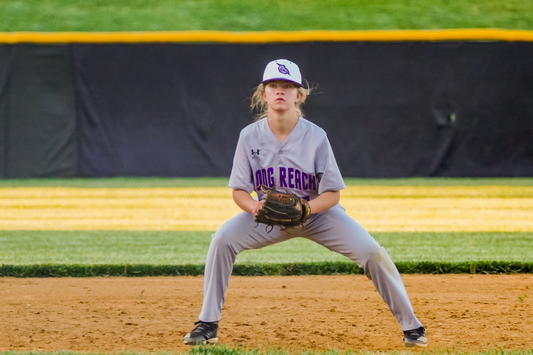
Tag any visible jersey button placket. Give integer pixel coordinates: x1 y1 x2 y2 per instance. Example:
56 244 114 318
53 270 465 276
275 150 283 185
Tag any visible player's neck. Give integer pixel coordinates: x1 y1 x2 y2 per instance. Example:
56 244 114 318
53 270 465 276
267 109 299 144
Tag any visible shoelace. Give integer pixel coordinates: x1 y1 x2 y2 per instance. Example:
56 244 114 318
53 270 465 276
404 327 424 338
191 321 217 336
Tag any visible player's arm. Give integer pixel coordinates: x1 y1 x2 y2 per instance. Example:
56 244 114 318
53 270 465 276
233 189 264 215
308 190 340 214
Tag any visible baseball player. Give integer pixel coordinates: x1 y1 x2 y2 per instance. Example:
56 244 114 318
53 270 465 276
184 59 427 348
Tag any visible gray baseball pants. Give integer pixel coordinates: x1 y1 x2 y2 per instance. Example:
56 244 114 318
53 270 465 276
198 204 422 331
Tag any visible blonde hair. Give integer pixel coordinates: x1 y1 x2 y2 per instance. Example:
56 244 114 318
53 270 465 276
250 81 313 122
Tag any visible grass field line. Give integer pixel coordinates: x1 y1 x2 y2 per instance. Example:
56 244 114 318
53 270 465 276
2 231 532 264
1 186 533 232
2 261 533 276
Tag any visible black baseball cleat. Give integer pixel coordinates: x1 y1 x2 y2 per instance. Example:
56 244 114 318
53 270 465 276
184 321 219 345
403 326 427 347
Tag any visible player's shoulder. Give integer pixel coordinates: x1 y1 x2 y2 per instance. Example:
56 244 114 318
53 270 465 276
239 117 268 137
299 117 328 140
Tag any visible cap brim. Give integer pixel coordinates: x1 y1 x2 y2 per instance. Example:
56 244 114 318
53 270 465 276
262 77 302 87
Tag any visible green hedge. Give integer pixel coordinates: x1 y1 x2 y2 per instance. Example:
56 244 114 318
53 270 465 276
1 261 533 277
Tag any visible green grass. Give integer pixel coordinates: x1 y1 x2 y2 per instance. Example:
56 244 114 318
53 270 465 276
1 231 531 265
1 177 533 188
1 0 533 32
3 261 533 277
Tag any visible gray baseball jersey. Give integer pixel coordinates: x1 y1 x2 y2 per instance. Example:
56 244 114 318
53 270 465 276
196 117 422 333
229 117 345 200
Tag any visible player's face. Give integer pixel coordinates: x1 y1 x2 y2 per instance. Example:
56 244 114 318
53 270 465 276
262 80 302 112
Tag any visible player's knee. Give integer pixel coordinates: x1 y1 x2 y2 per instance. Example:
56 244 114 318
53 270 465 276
368 245 397 266
362 243 383 264
210 229 238 252
361 246 379 274
364 246 397 278
211 230 229 247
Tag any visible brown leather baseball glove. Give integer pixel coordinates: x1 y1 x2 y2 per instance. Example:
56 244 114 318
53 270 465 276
254 185 311 228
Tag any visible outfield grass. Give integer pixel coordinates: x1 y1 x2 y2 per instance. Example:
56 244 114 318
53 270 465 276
1 231 531 265
1 185 532 232
1 179 531 274
1 0 533 32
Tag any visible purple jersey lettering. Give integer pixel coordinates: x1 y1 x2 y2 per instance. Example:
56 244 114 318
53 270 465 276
255 169 262 190
295 170 301 190
309 174 316 191
261 169 267 188
279 167 287 188
288 168 295 188
256 167 318 191
267 167 275 187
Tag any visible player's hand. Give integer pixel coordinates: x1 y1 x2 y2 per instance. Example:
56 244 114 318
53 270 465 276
252 200 265 216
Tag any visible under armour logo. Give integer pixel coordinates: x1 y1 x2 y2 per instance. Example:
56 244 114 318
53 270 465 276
277 63 290 75
251 149 260 156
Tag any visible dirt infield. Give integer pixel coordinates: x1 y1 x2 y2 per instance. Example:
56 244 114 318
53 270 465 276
1 275 532 353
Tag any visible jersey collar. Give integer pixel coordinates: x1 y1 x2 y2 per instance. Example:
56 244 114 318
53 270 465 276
262 117 309 152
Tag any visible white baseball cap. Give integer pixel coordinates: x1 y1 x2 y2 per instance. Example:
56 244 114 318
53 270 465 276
262 59 302 87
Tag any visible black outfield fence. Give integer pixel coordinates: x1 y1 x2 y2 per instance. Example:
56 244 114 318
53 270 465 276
1 31 533 178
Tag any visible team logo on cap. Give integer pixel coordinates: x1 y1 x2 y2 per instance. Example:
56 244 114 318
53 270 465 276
277 63 291 76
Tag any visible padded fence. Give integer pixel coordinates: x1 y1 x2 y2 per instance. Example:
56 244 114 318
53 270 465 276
1 35 532 177
0 45 77 178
